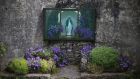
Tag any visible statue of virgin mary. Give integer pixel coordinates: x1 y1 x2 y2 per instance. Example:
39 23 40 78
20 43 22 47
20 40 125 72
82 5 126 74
65 17 73 36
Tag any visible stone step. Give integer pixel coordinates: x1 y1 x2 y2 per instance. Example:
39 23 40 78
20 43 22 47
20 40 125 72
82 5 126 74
0 72 129 79
80 73 129 79
51 65 81 79
0 73 51 79
0 65 130 79
0 72 130 79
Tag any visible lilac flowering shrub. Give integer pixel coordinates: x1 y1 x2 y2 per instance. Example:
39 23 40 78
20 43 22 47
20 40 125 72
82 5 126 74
24 47 55 73
75 27 95 39
80 44 94 59
26 57 41 72
23 46 68 73
119 55 132 71
52 47 68 67
47 25 63 39
24 47 53 60
24 47 43 72
24 47 44 58
81 44 93 54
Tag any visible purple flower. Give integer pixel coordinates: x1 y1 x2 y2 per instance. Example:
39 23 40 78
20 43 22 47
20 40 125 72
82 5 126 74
52 46 68 67
53 55 59 62
26 56 41 71
28 47 34 52
119 55 132 71
75 27 95 39
81 45 93 53
24 52 33 59
47 25 63 38
80 44 94 59
60 51 64 57
36 56 41 60
24 46 45 59
62 60 68 65
52 47 60 53
59 63 65 67
32 47 44 53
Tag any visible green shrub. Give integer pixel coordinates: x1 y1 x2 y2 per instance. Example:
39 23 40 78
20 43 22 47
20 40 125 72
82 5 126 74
40 59 58 74
44 49 53 57
36 49 53 59
40 59 49 73
90 46 119 70
7 58 29 74
87 63 104 74
0 42 7 56
47 59 58 74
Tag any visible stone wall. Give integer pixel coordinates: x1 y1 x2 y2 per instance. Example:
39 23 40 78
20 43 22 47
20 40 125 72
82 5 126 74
47 41 93 65
0 0 140 72
0 0 57 70
96 0 140 72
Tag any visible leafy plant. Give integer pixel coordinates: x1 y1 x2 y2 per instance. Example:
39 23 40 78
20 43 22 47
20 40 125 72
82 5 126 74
36 49 53 60
87 63 104 74
44 49 53 59
0 42 7 56
24 47 44 59
40 59 49 73
7 58 29 74
24 47 53 60
90 46 119 70
47 59 58 74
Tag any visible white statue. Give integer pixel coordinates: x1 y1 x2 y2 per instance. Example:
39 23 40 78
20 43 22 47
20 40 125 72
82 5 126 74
65 17 73 36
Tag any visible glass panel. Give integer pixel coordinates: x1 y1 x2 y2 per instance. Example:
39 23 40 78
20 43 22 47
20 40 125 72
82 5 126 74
61 10 78 38
43 8 95 41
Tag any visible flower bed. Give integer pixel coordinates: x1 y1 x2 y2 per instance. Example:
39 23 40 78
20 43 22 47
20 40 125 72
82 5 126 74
80 45 133 74
5 45 133 76
6 46 69 75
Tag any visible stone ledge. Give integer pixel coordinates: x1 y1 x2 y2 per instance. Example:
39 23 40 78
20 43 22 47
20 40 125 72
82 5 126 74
0 72 51 79
80 73 129 79
0 72 129 79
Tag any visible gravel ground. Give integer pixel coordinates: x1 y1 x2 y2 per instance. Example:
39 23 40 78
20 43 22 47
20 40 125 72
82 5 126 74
51 65 81 79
